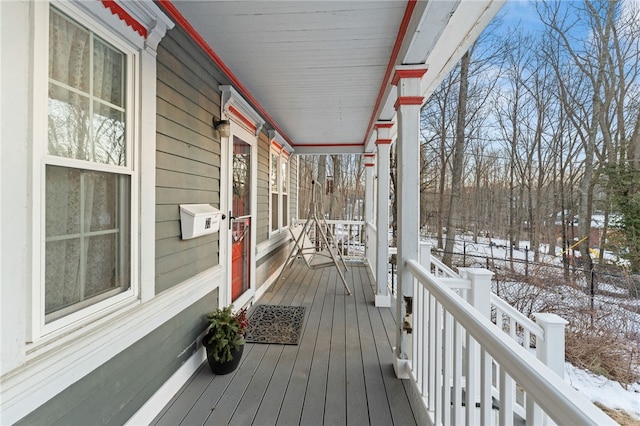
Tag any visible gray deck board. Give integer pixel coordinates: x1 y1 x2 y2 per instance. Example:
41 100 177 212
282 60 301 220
152 260 418 425
277 267 327 425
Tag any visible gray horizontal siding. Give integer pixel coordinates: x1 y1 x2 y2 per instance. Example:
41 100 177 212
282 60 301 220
17 290 218 426
155 25 223 293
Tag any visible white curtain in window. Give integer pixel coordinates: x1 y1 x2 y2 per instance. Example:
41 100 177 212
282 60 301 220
48 8 125 165
45 8 129 321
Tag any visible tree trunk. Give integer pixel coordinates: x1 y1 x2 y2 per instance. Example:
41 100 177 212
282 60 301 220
443 51 471 266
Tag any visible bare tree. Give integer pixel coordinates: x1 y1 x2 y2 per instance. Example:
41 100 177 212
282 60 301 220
443 50 472 266
420 74 457 245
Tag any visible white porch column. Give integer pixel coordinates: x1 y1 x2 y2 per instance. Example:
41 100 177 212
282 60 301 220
364 153 376 274
364 153 375 224
392 65 427 378
375 122 394 308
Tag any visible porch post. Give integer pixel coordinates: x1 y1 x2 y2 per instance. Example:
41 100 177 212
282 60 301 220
533 313 568 378
374 122 394 308
392 65 427 378
364 153 375 225
360 152 377 279
364 153 376 270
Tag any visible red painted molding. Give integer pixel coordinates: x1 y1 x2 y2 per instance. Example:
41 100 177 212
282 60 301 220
364 153 375 157
229 105 257 133
374 122 394 129
391 68 428 86
270 139 291 156
102 0 147 38
376 138 393 145
394 96 424 110
294 143 363 148
158 1 296 147
364 163 375 167
363 0 417 145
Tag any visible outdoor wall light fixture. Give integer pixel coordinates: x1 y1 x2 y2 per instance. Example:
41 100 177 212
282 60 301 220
213 119 231 138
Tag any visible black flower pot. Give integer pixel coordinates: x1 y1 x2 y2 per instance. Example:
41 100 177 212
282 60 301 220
203 334 244 375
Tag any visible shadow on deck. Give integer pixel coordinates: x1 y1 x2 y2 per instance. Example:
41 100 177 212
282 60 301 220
151 260 419 425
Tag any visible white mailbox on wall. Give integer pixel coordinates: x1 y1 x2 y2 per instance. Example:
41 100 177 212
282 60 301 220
179 204 222 240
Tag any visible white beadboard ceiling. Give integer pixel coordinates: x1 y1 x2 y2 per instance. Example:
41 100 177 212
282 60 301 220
169 0 504 154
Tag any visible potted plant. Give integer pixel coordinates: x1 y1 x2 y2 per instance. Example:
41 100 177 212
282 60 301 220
202 305 248 375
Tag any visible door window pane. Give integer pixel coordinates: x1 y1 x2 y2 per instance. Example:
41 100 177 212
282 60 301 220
232 137 251 217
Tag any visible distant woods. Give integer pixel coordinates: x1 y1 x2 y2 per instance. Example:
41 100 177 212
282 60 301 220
299 0 640 272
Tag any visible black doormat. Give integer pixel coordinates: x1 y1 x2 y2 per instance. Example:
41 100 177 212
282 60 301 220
245 305 306 345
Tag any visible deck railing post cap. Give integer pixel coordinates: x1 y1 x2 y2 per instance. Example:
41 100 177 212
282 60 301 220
533 313 569 326
458 267 494 278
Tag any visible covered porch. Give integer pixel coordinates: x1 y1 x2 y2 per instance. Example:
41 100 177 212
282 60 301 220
149 1 613 424
0 1 624 424
151 260 417 425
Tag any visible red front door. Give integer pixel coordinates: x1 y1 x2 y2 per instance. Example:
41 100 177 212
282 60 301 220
231 217 250 300
231 137 251 302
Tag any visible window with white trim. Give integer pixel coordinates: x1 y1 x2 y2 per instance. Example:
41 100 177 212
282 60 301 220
281 154 288 228
43 5 136 325
270 146 289 233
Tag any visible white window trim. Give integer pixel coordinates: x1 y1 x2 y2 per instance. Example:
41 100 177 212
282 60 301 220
281 151 290 228
270 148 280 234
28 0 171 344
268 131 293 236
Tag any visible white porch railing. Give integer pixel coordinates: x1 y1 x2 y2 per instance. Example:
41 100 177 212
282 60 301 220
405 243 614 426
293 219 366 260
365 221 377 279
288 222 611 424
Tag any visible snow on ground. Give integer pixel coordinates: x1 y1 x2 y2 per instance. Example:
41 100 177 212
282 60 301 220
565 363 640 420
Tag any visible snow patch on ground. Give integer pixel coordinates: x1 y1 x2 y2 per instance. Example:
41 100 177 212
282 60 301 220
565 362 640 419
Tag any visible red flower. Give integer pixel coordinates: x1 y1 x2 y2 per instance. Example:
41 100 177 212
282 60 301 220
233 307 249 335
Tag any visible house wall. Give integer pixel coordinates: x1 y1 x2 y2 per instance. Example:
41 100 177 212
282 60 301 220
15 290 216 426
0 6 223 422
1 3 297 423
155 25 223 293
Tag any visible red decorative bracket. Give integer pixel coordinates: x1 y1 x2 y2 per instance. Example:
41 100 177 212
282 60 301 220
101 0 147 38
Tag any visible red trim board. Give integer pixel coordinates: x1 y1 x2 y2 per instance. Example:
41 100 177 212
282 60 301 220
394 96 424 110
391 68 428 86
228 105 257 133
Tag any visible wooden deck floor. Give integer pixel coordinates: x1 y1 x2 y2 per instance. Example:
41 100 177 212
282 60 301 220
151 260 418 426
